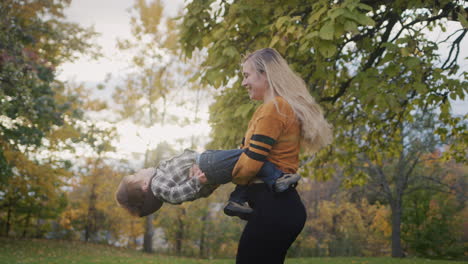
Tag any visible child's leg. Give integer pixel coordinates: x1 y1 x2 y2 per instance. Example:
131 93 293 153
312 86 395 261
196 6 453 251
257 161 301 192
225 185 252 220
256 161 283 191
228 185 248 203
198 149 244 184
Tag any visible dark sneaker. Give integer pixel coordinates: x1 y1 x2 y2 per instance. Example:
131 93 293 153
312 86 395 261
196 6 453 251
274 173 301 192
223 201 253 220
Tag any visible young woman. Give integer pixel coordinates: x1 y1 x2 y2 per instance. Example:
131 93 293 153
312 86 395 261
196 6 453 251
231 48 333 263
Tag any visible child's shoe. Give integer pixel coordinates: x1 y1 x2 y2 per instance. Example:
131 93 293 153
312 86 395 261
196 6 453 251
223 201 253 220
274 173 301 192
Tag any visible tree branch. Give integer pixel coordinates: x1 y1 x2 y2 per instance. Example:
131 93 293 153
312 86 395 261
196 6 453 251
320 12 399 103
390 2 457 43
401 152 421 191
365 156 393 202
441 29 467 70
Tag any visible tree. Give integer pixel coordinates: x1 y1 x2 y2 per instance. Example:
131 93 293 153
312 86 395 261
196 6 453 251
112 0 211 252
155 183 244 258
348 110 464 257
180 0 467 257
58 157 141 244
82 132 116 242
112 0 179 252
0 146 70 237
293 177 391 257
0 0 99 182
0 0 103 238
401 154 467 259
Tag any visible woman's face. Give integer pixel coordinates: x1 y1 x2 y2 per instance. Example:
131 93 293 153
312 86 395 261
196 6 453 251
242 60 269 101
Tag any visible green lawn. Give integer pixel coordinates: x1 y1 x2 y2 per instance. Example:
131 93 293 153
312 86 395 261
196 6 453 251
0 237 465 264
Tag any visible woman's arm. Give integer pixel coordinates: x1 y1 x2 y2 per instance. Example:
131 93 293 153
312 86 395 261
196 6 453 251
232 113 284 185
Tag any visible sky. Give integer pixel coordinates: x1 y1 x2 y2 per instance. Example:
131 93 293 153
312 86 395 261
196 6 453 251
59 0 183 83
57 0 467 164
58 0 211 165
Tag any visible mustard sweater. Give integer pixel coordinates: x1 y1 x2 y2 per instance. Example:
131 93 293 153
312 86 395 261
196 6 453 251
232 96 301 185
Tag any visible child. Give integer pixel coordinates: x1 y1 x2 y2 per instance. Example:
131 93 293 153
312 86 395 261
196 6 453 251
115 149 300 219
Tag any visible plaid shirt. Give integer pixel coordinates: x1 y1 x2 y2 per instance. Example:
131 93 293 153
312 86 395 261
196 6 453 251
150 149 218 204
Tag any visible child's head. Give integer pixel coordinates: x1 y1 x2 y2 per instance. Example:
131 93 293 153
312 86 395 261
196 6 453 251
115 168 163 217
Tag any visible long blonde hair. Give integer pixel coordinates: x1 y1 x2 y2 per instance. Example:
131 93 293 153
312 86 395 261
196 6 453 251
244 48 333 154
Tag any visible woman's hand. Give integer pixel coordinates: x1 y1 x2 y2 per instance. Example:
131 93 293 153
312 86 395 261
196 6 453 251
189 164 207 184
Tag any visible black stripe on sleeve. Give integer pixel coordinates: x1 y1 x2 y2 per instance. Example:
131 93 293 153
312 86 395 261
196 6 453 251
251 134 276 146
245 149 267 161
250 143 270 153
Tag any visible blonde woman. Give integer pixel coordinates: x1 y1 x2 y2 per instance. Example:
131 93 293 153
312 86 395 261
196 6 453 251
231 48 332 263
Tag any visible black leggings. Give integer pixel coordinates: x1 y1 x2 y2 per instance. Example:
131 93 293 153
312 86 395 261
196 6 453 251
236 183 306 264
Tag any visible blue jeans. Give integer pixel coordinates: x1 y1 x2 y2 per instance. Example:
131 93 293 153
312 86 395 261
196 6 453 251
198 149 283 203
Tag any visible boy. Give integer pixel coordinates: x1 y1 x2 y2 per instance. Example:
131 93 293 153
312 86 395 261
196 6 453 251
115 149 300 219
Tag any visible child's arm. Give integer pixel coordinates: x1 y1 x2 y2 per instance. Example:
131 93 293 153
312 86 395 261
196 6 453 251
151 166 207 204
152 176 202 204
189 164 207 184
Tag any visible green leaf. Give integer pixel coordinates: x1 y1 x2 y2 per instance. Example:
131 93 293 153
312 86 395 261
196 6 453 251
212 27 225 39
344 9 375 27
400 47 410 56
308 6 327 23
334 22 345 38
275 16 289 29
385 64 399 76
234 103 253 118
355 13 375 26
299 42 311 52
458 12 468 29
344 20 358 33
356 3 373 11
404 57 419 68
305 31 319 39
270 35 280 47
318 40 337 58
414 83 427 93
319 21 335 40
378 51 395 65
329 8 346 20
449 92 457 100
223 46 239 58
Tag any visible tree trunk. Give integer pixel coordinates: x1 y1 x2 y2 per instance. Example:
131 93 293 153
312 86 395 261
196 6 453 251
143 214 154 253
85 182 97 242
22 210 31 238
129 220 138 248
391 199 404 257
199 212 208 258
175 207 185 255
5 204 12 237
142 149 155 253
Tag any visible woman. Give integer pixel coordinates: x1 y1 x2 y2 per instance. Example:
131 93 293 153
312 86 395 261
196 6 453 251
231 48 333 263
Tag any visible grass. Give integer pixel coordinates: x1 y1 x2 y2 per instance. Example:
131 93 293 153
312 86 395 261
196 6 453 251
0 237 465 264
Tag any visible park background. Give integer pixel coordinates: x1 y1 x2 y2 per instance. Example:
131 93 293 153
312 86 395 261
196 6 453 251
0 0 467 262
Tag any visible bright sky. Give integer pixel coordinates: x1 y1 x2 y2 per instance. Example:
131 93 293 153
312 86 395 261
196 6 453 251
57 0 467 165
57 0 211 166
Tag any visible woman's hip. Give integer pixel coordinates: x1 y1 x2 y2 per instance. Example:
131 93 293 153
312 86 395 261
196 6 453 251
236 184 306 263
246 183 306 221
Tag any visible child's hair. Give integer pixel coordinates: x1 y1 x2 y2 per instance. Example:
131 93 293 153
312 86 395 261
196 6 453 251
115 175 146 217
